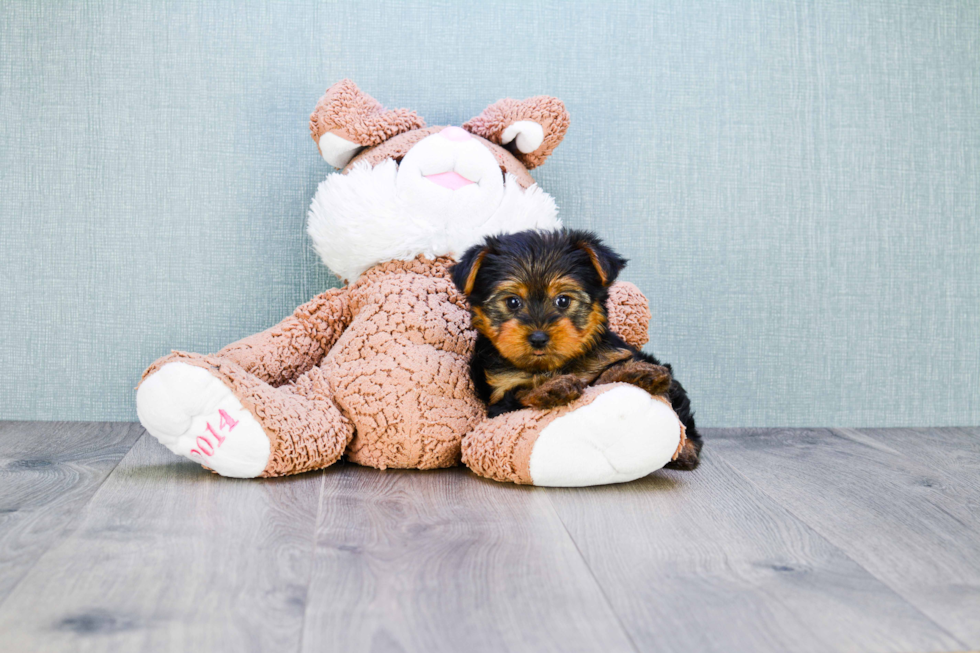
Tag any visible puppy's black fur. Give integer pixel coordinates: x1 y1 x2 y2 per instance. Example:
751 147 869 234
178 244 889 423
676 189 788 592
451 229 702 470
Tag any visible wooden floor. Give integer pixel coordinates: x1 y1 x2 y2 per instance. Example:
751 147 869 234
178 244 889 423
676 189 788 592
0 423 977 653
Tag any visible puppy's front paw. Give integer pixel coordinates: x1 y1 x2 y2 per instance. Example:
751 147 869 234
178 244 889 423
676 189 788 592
520 375 586 410
597 361 672 397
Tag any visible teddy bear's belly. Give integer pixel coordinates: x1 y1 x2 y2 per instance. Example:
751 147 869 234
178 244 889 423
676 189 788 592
319 299 484 470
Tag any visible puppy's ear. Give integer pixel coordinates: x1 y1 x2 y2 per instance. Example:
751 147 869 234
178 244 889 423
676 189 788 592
451 245 490 297
572 231 626 287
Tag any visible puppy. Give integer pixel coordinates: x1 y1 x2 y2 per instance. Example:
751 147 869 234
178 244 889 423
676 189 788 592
450 229 702 470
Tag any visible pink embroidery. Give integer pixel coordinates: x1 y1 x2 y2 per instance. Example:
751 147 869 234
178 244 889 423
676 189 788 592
205 422 226 445
196 436 215 456
218 409 238 431
192 411 239 458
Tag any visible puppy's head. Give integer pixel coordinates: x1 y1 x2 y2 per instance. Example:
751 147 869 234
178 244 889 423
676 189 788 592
451 229 626 371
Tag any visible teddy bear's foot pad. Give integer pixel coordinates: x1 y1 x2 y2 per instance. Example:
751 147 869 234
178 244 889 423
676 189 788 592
528 384 681 487
136 362 270 478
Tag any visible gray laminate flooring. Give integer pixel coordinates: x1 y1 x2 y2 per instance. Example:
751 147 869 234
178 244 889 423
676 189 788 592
0 422 977 653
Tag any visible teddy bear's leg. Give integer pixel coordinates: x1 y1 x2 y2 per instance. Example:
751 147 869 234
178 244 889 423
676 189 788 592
137 353 354 478
462 383 686 487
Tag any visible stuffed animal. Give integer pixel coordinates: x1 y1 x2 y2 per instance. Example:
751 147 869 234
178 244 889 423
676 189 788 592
136 80 687 486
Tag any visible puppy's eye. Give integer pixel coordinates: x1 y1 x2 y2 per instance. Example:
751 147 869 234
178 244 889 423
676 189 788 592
505 297 523 311
555 295 571 310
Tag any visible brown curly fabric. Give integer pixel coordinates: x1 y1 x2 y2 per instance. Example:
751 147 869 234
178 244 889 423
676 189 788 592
317 256 484 470
309 79 425 147
463 96 570 169
606 281 651 349
216 287 353 387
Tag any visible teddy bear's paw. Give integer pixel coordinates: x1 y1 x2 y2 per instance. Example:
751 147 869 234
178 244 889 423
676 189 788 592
136 362 270 478
528 384 682 487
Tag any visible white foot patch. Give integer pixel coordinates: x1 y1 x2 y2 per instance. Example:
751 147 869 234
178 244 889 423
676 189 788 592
528 385 682 487
136 362 271 478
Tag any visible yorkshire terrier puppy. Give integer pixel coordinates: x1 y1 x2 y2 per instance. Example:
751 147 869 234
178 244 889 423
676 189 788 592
451 229 702 470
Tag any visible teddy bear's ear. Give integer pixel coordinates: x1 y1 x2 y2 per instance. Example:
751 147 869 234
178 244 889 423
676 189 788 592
309 80 426 168
462 96 569 169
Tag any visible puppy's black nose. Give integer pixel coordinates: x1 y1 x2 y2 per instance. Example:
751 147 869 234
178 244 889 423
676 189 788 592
528 330 550 349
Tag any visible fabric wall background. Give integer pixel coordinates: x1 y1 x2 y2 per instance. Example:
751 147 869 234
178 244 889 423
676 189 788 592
1 0 977 426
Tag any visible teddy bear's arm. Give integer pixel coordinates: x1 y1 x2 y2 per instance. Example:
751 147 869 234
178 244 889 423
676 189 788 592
215 287 353 386
607 281 651 350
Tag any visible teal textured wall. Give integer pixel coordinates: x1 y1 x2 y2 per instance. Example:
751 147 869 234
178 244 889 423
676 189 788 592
1 0 978 426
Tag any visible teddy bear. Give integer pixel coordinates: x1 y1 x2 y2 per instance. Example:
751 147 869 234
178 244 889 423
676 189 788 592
135 80 687 486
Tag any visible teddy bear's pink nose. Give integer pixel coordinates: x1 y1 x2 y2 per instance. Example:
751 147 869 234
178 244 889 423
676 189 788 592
440 126 472 142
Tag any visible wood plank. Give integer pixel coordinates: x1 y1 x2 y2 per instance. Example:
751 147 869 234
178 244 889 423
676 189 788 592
0 422 142 607
548 450 962 653
0 433 322 653
843 427 980 495
712 428 980 649
300 465 638 653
